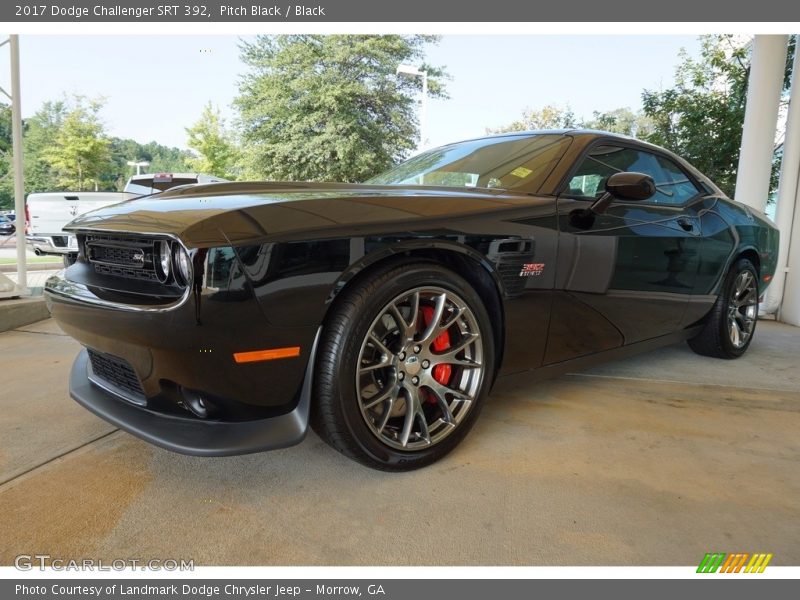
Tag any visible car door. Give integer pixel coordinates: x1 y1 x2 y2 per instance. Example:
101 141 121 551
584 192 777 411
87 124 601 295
543 143 703 365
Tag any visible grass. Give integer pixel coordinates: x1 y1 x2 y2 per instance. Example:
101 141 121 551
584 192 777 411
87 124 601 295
0 257 60 265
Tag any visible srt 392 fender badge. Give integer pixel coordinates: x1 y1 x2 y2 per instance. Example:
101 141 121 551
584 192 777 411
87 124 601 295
519 262 545 277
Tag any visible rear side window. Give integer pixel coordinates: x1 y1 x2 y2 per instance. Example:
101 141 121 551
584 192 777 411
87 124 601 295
125 183 160 196
125 178 199 195
149 178 198 190
653 155 703 205
566 145 701 206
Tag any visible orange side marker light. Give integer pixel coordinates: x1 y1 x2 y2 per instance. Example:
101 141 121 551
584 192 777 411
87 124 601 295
233 346 301 363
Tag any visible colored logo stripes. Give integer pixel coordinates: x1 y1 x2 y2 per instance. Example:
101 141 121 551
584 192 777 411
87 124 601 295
697 552 773 573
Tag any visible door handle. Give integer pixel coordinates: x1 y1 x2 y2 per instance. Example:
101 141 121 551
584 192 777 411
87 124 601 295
677 217 695 232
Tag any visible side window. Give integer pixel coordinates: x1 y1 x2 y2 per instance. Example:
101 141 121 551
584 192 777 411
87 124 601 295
652 156 702 206
566 145 630 198
566 145 701 206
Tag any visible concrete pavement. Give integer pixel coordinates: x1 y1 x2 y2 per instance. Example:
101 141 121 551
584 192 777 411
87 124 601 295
1 319 798 565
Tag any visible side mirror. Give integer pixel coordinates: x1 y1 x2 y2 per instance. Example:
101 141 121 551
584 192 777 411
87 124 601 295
605 172 656 201
590 172 656 214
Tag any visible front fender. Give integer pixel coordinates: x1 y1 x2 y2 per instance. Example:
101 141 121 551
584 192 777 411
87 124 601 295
327 237 510 304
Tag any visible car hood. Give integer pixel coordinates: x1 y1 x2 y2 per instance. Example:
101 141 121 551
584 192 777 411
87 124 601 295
64 181 549 247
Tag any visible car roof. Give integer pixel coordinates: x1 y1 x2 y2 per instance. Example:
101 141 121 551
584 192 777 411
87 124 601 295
439 127 660 158
456 128 637 143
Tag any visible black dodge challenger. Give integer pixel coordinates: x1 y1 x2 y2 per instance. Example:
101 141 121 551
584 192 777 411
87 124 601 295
45 130 779 470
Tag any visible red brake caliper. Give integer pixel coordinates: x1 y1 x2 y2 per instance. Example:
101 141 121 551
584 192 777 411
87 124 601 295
419 306 452 396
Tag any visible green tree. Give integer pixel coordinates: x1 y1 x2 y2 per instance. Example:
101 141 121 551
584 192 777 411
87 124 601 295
0 104 11 154
641 34 796 198
487 104 576 134
22 100 67 195
42 96 112 191
106 138 192 190
0 103 12 208
488 104 652 137
582 107 654 137
137 141 192 173
0 96 196 206
0 100 67 208
185 103 239 179
236 35 447 182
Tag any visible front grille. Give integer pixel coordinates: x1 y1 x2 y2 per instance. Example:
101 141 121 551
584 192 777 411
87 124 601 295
93 263 160 281
91 244 144 265
87 348 146 404
85 234 161 282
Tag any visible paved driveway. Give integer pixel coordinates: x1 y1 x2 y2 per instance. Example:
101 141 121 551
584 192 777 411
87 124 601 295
1 319 798 565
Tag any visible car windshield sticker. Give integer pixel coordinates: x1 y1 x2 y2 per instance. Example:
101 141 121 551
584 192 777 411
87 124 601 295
510 166 533 178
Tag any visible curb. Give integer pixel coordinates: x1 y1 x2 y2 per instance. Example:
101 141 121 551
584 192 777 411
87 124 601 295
0 297 51 333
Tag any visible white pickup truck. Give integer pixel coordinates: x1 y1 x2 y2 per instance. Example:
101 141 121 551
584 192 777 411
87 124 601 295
26 191 137 261
26 173 226 265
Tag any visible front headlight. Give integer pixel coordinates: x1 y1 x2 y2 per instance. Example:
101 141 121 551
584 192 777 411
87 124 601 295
174 245 192 285
156 240 171 282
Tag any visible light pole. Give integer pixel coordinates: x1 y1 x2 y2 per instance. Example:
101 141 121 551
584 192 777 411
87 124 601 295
127 160 150 175
396 64 428 150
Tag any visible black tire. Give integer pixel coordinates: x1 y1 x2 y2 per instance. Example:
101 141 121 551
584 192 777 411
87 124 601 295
688 257 759 359
311 261 495 471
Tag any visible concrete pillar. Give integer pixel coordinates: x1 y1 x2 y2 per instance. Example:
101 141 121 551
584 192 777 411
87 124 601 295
780 129 800 324
734 35 789 212
764 41 800 316
782 184 800 326
10 35 26 294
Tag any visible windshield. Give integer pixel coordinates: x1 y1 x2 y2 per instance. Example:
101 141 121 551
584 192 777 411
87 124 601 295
367 134 571 192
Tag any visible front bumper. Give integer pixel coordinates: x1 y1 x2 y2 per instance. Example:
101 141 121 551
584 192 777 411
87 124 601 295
69 335 317 456
46 236 327 455
46 265 317 416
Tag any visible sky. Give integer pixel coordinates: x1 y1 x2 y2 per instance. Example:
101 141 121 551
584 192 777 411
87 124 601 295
6 34 702 152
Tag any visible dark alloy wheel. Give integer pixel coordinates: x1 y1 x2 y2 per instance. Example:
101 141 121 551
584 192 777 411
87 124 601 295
726 269 758 350
356 286 484 451
688 257 759 359
311 261 495 471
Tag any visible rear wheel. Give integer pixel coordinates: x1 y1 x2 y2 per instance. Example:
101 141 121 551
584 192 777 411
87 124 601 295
688 258 759 359
312 262 495 471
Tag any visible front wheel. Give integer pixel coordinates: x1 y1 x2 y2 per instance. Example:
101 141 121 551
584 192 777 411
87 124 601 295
311 262 495 471
688 257 759 359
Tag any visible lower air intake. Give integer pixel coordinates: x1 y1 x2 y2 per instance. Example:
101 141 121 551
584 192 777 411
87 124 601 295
87 348 146 406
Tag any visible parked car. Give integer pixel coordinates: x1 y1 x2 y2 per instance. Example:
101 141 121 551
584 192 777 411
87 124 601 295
27 174 227 265
44 130 779 470
0 214 14 236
